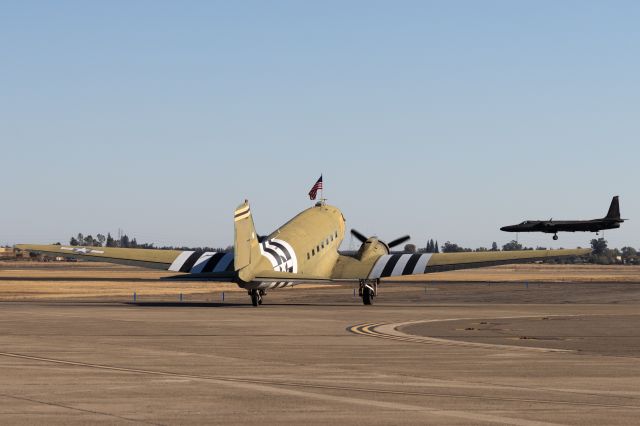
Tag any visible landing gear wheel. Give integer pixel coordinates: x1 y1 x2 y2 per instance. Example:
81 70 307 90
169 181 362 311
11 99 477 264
359 279 379 306
362 286 374 305
553 234 558 240
249 289 261 307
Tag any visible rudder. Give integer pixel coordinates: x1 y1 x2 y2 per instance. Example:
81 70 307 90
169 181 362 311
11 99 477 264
233 200 261 281
605 196 620 219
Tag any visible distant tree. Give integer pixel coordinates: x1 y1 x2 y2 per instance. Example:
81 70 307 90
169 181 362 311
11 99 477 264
620 247 639 264
535 246 547 251
475 247 488 252
621 247 637 258
426 239 438 253
442 241 470 253
434 241 439 253
590 238 608 255
120 235 130 248
84 234 95 246
491 242 498 251
106 233 115 247
77 233 84 246
502 240 523 251
70 237 79 246
96 234 106 247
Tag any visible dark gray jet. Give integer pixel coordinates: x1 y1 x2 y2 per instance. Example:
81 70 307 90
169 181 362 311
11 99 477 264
501 196 625 240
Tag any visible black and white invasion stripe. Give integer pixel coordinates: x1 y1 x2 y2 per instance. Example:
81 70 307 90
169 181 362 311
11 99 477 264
169 251 234 273
259 238 298 273
367 254 433 278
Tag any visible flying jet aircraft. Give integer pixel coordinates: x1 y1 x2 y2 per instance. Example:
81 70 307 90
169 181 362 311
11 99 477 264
500 196 626 240
18 201 589 306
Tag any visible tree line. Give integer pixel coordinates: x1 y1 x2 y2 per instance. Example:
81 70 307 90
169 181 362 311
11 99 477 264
67 232 231 253
423 237 639 265
63 233 639 265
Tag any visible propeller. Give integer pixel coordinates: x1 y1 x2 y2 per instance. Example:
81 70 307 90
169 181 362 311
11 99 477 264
350 229 411 249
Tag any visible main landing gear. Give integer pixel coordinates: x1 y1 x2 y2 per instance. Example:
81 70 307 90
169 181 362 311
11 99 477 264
359 279 379 305
249 289 266 307
553 234 558 240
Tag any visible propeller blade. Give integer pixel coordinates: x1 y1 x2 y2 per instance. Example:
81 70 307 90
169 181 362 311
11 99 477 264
387 235 411 248
350 229 368 243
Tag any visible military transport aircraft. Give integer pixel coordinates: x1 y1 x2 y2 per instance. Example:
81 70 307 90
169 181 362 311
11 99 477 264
18 201 589 306
501 196 625 240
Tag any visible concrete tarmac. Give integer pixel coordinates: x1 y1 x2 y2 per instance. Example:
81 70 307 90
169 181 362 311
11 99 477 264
1 283 640 425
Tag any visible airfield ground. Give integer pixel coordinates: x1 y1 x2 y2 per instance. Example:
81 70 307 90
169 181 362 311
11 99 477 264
0 262 639 425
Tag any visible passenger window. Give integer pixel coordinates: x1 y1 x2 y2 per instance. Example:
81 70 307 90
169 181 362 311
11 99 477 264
317 245 320 252
307 253 310 260
312 249 315 255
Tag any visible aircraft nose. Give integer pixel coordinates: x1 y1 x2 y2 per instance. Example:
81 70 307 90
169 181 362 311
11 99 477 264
500 225 513 232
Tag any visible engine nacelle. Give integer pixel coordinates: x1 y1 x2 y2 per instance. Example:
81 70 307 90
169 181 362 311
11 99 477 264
356 237 389 261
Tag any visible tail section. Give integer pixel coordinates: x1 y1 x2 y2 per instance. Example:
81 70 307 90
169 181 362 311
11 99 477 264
234 200 261 281
605 196 620 219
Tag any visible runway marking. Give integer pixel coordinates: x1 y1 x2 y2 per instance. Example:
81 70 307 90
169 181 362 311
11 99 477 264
348 315 577 353
1 350 627 426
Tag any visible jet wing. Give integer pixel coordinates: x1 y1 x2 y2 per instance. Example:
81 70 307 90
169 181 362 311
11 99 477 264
331 249 591 281
15 244 236 277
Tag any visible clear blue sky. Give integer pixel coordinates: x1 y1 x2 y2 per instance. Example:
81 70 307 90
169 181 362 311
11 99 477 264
2 1 638 250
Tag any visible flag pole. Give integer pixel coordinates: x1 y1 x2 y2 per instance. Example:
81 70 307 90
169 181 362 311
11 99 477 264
320 174 324 204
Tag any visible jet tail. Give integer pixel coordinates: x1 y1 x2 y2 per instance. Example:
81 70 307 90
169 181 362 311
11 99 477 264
233 200 261 282
605 196 620 219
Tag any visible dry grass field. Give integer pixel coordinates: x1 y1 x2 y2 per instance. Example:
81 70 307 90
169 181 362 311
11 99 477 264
0 261 240 301
0 260 638 301
405 263 640 283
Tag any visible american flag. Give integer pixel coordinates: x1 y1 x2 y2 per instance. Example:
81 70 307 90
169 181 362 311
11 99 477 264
308 175 323 200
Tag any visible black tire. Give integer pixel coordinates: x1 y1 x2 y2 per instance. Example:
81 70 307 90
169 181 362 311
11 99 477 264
553 235 558 240
362 287 374 305
250 290 260 307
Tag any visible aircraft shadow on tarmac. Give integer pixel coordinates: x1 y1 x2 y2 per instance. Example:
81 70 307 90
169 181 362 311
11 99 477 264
128 302 247 308
127 301 436 308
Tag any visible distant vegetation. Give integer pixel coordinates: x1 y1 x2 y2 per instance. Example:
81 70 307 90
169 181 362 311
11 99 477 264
63 232 638 265
420 237 639 265
67 232 231 253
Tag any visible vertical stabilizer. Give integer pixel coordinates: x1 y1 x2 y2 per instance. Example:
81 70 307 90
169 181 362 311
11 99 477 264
233 201 260 280
605 196 620 219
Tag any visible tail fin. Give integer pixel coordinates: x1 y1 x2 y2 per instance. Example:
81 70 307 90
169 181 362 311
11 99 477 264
605 196 620 219
234 200 261 281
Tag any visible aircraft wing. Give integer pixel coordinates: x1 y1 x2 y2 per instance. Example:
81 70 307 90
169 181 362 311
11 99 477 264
15 244 236 277
331 248 591 281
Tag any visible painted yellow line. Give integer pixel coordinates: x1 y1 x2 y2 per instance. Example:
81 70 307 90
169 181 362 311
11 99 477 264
348 317 575 353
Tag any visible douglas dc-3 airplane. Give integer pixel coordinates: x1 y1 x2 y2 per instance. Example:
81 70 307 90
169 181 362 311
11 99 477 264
18 201 589 306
